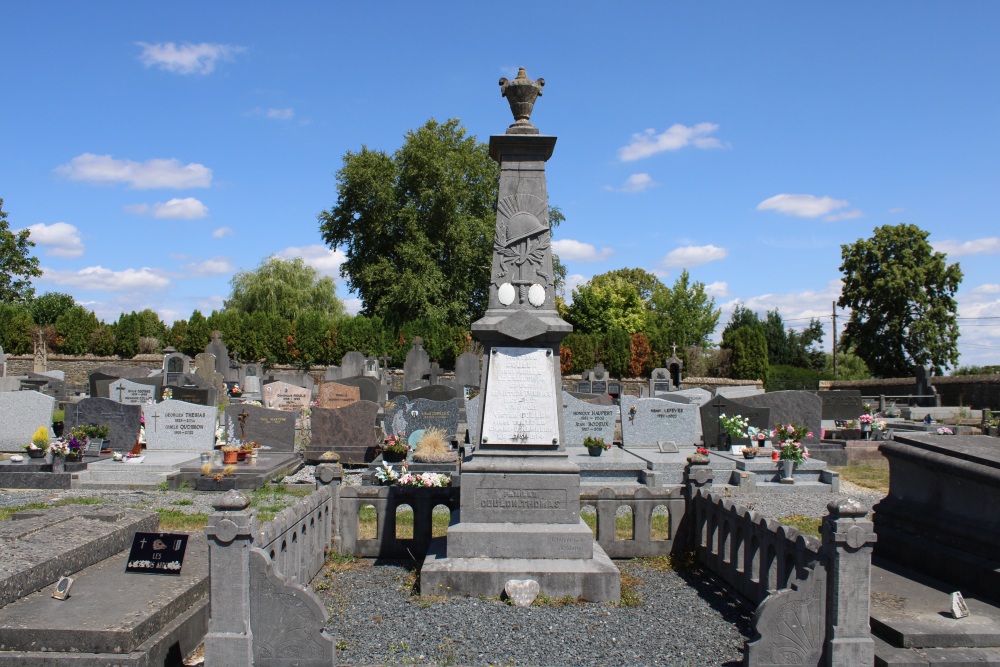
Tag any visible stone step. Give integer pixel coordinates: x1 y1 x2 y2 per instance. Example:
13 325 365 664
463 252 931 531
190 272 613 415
874 636 1000 666
74 470 173 486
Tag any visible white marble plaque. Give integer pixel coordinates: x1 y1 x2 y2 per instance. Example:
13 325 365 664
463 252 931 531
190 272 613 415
481 347 559 446
108 378 156 405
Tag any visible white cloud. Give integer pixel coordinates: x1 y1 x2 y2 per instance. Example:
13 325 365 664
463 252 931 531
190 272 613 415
343 298 363 316
563 274 589 302
757 193 861 221
607 173 656 194
660 244 728 269
551 239 614 262
20 222 84 257
972 284 1000 295
197 296 226 312
266 108 294 120
704 281 729 298
618 123 724 162
136 42 244 75
212 226 234 239
181 257 234 277
56 153 212 189
42 266 170 291
274 245 347 278
955 290 1000 367
932 237 1000 258
127 197 208 219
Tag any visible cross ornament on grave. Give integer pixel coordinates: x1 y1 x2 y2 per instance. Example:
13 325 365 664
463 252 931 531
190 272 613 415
116 384 126 402
671 342 678 356
149 413 159 432
427 362 443 385
238 409 249 442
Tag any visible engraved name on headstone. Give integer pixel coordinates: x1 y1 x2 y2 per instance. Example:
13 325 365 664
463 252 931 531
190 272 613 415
561 391 616 446
620 395 699 448
144 400 217 451
108 378 157 405
262 381 311 412
481 347 559 446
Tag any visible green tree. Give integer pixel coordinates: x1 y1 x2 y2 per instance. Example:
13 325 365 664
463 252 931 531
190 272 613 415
181 310 212 357
823 348 872 380
90 324 115 356
291 311 334 368
226 257 343 322
839 223 962 376
728 325 769 382
647 269 720 363
565 272 647 334
55 306 99 356
0 199 42 304
601 327 632 378
114 312 140 359
319 119 499 328
29 292 76 326
0 303 35 354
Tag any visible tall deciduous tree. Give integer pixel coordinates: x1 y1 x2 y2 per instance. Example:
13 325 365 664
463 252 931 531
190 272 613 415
0 199 42 304
838 223 962 376
647 269 720 361
29 292 76 326
565 271 649 334
318 119 499 328
226 256 343 322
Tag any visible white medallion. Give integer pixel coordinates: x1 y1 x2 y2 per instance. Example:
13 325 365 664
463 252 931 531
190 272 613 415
528 283 545 307
497 282 516 306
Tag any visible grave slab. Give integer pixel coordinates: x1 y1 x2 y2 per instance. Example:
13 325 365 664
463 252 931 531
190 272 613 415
223 404 297 452
620 395 699 448
0 390 55 451
144 399 217 451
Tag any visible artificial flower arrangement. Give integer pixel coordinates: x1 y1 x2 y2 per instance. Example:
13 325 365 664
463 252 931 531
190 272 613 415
936 427 954 435
582 436 612 451
48 440 70 457
746 426 768 446
858 413 875 426
718 413 750 439
771 422 812 464
687 446 711 464
373 461 451 487
379 432 412 457
24 426 49 454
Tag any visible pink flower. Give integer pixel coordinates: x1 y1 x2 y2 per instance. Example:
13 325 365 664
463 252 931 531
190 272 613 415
806 432 814 439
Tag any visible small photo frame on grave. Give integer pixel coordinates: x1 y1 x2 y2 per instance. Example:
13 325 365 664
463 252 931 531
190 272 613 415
52 576 74 600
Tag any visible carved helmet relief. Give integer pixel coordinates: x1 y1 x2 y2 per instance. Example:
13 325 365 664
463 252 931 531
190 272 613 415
493 193 551 308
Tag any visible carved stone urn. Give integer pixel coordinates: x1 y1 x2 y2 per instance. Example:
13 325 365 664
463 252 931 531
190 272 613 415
499 67 544 133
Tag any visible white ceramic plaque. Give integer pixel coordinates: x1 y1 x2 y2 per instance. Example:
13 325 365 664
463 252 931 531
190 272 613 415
481 347 560 445
497 282 516 306
528 283 545 307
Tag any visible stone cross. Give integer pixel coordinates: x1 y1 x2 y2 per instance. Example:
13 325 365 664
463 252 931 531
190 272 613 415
671 343 678 356
116 384 127 402
427 363 442 386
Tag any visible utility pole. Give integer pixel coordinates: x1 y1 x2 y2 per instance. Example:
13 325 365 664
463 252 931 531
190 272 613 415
832 301 838 379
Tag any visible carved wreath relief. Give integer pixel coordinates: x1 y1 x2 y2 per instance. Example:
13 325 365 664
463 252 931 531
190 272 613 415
493 194 551 308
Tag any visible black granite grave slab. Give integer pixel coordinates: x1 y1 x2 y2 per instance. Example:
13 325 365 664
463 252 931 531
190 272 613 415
162 385 213 406
388 384 459 403
335 376 381 404
88 372 118 398
174 452 303 491
700 395 771 449
223 404 296 452
816 390 864 420
384 396 461 440
64 398 141 452
307 401 380 465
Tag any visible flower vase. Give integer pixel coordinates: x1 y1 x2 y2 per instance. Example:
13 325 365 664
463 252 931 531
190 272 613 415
52 457 65 473
383 451 406 463
222 450 239 465
587 446 604 457
742 450 757 460
717 433 730 452
28 448 46 459
780 459 795 481
861 424 872 440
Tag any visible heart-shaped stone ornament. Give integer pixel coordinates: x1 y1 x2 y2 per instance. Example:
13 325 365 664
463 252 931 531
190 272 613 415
504 579 540 607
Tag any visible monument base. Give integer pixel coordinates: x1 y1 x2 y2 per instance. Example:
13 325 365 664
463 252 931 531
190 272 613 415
420 537 620 602
446 520 595 559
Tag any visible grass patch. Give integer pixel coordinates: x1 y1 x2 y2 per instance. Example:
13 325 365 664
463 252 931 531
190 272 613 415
0 497 107 523
531 594 584 607
170 499 194 506
355 506 452 542
833 464 890 494
249 484 316 523
154 509 209 531
324 552 369 573
617 570 644 607
637 551 697 573
580 512 670 541
778 514 822 538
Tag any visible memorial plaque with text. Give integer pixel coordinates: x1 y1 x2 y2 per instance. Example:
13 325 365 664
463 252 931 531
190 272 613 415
108 378 157 405
481 347 559 446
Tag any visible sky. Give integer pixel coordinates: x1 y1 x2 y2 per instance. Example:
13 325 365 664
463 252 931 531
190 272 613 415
2 2 998 368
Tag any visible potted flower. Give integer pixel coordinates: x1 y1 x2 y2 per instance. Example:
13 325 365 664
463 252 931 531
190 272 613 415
24 426 50 458
64 427 88 461
858 413 875 439
718 413 749 450
987 416 999 438
936 426 954 436
80 425 110 451
379 432 411 463
772 422 811 481
687 446 711 465
220 445 240 465
741 446 759 460
583 436 611 457
52 409 65 438
48 439 70 472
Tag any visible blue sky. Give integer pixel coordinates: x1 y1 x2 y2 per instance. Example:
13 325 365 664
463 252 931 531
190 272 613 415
3 2 998 367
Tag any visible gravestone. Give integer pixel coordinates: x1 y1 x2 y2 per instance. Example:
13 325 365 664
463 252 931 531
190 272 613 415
700 395 771 449
388 384 459 403
205 334 234 381
561 391 616 446
649 368 672 396
0 391 55 451
306 401 379 464
403 337 431 390
715 385 764 399
322 366 342 382
465 394 481 446
240 364 262 399
108 378 158 405
161 385 214 406
0 346 6 377
39 370 65 381
25 372 71 402
664 354 683 390
567 391 614 406
620 395 699 448
816 390 864 421
584 364 610 395
340 351 366 379
262 381 311 412
194 353 226 394
96 365 152 380
64 397 141 452
162 349 190 386
267 372 316 395
89 372 120 398
223 404 296 452
383 396 461 440
334 376 382 405
738 390 822 444
317 382 360 409
144 400 217 451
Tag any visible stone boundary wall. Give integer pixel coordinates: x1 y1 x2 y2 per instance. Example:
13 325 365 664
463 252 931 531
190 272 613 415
6 354 163 387
821 374 1000 410
254 484 335 585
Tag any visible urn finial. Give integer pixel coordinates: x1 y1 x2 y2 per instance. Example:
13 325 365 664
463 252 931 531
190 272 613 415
499 67 544 134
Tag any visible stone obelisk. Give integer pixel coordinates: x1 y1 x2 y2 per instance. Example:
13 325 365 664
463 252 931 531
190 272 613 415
421 69 620 602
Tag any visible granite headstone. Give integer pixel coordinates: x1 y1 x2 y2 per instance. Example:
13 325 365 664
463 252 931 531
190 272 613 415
0 391 55 451
262 381 311 412
307 401 380 464
161 385 214 406
317 382 361 409
384 396 461 440
561 391 616 446
108 378 158 406
223 404 296 452
454 351 481 389
700 395 771 449
816 390 864 421
64 397 141 452
340 351 366 379
620 395 699 448
144 400 217 451
403 337 430 390
738 391 822 444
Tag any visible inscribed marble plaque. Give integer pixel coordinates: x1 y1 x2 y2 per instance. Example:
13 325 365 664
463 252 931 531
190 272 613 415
481 347 559 446
144 400 216 451
108 378 157 405
262 381 311 412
